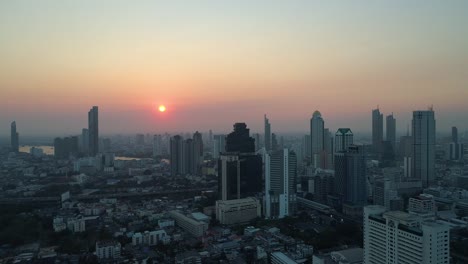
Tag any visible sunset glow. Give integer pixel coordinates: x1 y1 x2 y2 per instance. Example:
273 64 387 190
159 105 166 112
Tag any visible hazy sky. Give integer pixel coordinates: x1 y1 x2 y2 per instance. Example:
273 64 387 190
1 1 467 136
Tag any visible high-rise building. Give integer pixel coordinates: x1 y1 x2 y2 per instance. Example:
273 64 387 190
54 136 79 159
218 153 262 201
212 134 225 159
334 145 367 206
372 108 383 153
313 172 334 204
310 111 324 168
170 135 185 176
303 135 311 158
264 115 271 152
218 123 262 201
254 133 261 151
446 142 464 161
271 133 278 151
264 149 297 218
452 126 458 143
225 123 255 153
10 121 19 152
136 134 145 145
322 128 334 169
363 205 450 264
88 106 99 156
335 128 353 153
153 134 162 157
412 109 435 188
386 114 396 150
81 128 89 154
192 131 203 175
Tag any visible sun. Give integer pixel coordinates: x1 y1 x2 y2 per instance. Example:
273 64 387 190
158 105 166 112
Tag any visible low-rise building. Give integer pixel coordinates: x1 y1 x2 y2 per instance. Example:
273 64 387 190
216 197 261 225
169 210 208 238
95 240 121 260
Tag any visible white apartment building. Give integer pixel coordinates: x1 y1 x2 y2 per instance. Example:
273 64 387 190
95 241 121 260
364 205 449 264
169 210 208 238
132 230 170 246
215 197 261 225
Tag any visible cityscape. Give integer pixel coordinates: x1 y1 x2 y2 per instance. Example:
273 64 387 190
1 1 468 264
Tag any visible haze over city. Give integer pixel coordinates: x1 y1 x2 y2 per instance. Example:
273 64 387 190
1 1 468 136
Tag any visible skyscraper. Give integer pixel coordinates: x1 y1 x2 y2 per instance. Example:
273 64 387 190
372 108 383 152
412 109 435 188
10 121 19 152
452 126 458 143
264 114 271 152
81 128 89 154
88 106 99 156
386 113 396 150
213 134 226 159
334 145 367 206
192 131 203 175
264 149 297 218
310 111 324 168
170 135 185 176
153 134 162 157
335 128 353 153
218 123 262 200
225 123 255 153
271 133 278 151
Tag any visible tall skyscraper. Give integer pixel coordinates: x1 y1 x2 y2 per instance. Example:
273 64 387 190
213 134 226 159
335 128 353 153
364 205 450 264
54 136 79 159
88 106 99 156
170 135 185 176
386 113 396 150
10 121 19 152
264 115 271 152
225 123 255 153
81 128 89 154
372 108 383 152
264 149 297 218
412 109 435 188
334 145 367 206
271 133 278 151
218 123 262 200
192 131 204 175
322 128 334 169
254 133 261 151
153 134 162 157
452 126 458 143
310 111 324 168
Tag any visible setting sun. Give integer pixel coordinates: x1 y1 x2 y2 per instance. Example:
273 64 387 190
158 105 166 112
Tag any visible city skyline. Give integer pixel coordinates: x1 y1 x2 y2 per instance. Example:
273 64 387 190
1 1 468 135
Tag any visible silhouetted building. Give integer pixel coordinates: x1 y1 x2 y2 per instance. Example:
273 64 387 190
219 123 262 200
264 115 271 152
311 111 325 168
271 133 278 151
314 172 334 204
386 113 396 151
218 153 262 201
153 134 162 157
334 145 367 207
303 135 311 158
88 106 99 156
452 126 458 143
412 109 435 188
192 131 203 175
81 128 89 154
136 134 145 145
264 149 297 218
10 121 19 152
54 136 79 159
372 108 383 153
225 123 255 153
170 135 185 176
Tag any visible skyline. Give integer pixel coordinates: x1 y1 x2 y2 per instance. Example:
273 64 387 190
1 1 468 135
